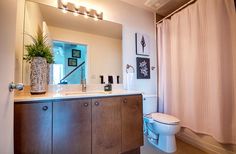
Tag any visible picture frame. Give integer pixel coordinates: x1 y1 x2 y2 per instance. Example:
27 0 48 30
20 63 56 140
72 49 81 58
68 58 77 67
136 57 150 79
135 33 150 56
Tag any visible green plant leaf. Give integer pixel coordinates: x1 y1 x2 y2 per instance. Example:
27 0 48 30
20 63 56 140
23 28 54 64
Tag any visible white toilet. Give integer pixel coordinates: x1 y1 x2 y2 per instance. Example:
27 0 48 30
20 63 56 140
143 95 180 153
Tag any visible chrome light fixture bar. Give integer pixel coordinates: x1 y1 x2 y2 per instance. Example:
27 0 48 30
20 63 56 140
58 0 103 20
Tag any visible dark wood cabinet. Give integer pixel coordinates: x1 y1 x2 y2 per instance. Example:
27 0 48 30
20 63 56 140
121 95 143 152
14 95 143 154
14 102 52 154
92 97 121 154
53 99 91 154
121 148 141 154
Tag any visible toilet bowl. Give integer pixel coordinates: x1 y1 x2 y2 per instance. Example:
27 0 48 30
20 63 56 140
144 113 180 153
143 95 180 153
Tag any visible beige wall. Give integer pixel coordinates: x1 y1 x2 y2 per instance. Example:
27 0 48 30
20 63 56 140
19 0 157 94
24 1 44 37
15 0 25 83
49 26 122 84
15 0 44 84
0 0 17 153
23 1 44 85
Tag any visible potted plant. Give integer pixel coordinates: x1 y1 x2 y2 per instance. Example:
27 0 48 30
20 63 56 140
24 29 54 94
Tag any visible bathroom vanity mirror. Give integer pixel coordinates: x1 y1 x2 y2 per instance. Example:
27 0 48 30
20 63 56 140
20 1 122 85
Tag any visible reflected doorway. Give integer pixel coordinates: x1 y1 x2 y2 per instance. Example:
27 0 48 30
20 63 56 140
51 40 87 84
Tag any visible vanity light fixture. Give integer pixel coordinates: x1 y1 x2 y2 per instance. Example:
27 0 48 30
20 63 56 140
58 0 103 20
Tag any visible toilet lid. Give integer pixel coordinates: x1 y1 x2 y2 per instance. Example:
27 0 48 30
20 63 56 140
150 113 180 124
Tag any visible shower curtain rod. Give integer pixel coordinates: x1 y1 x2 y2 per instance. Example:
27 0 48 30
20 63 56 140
156 0 196 24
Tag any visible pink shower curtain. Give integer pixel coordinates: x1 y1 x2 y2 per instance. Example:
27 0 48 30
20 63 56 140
158 0 236 144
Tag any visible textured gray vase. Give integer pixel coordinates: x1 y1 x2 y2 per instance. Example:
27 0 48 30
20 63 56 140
30 57 48 94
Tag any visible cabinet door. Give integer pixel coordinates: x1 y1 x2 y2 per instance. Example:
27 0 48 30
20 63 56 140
92 97 121 154
53 99 91 154
14 102 52 154
121 95 143 152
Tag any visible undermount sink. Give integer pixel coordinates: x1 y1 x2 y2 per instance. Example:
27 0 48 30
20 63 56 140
64 91 110 96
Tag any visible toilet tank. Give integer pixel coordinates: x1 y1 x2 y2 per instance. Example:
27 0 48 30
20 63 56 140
143 95 158 115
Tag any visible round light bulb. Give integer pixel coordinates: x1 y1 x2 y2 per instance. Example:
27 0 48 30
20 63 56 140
84 13 88 18
93 16 98 21
62 8 67 13
73 12 78 16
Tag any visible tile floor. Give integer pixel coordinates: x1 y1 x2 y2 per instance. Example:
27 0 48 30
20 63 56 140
141 136 207 154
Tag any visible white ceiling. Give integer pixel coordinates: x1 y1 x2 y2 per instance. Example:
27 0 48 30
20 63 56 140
120 0 191 16
120 0 156 12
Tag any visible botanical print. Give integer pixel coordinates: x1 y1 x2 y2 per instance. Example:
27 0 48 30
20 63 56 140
139 60 148 77
135 33 150 56
136 57 150 79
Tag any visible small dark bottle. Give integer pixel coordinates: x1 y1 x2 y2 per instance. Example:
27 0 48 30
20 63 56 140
108 76 113 84
100 75 105 84
117 76 120 84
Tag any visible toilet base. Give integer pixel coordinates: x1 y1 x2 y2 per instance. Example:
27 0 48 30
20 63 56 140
147 134 177 153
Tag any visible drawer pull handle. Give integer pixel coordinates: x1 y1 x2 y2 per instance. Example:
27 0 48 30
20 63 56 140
84 103 89 107
42 106 48 111
123 99 127 103
95 102 100 106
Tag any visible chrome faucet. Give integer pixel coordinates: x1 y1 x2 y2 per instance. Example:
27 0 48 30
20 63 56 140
81 79 86 92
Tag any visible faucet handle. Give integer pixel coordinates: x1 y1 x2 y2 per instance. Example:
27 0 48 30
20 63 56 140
81 79 86 92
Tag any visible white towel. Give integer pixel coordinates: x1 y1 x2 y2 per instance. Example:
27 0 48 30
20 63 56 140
126 72 134 90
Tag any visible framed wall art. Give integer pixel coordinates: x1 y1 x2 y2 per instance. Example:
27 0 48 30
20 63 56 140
68 58 77 67
72 49 81 58
136 57 150 79
135 33 150 56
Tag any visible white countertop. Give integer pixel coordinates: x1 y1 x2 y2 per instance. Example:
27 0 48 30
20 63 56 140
14 90 142 102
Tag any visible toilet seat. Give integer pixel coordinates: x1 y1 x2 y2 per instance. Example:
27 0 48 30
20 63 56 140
148 113 180 125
